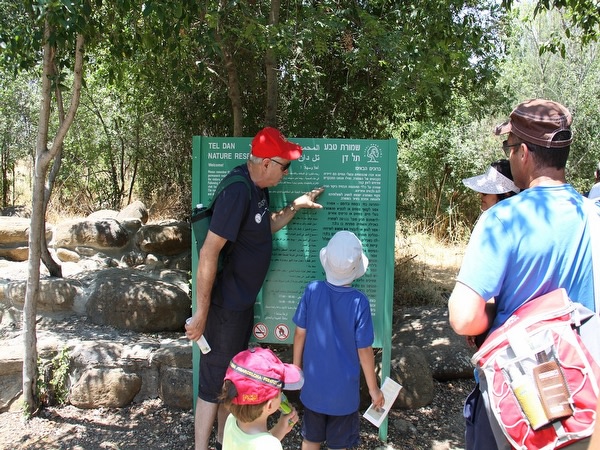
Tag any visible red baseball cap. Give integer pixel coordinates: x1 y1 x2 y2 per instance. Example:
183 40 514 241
251 127 303 160
224 346 304 405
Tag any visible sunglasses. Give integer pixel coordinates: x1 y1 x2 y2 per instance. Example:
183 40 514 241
502 140 523 158
269 159 292 172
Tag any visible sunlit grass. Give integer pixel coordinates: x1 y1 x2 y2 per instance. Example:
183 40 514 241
394 221 466 308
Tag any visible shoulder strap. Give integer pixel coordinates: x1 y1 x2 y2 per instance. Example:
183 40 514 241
208 174 252 209
583 198 600 313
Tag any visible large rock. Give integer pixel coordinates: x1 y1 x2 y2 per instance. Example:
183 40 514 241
6 279 78 312
0 341 23 412
117 200 148 224
0 217 52 261
153 340 193 409
87 210 118 220
159 366 193 409
0 206 31 218
69 368 142 408
52 218 130 252
135 221 191 256
390 345 435 409
85 268 191 332
394 307 475 381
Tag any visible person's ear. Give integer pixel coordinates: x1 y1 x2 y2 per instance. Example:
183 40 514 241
264 398 276 413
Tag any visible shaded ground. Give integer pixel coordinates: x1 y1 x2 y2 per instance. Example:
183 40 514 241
0 234 469 449
0 378 471 450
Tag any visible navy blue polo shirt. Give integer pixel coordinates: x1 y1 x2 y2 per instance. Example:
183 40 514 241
209 164 272 310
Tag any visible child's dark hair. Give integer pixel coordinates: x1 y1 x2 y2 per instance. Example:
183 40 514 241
219 379 267 423
490 159 517 200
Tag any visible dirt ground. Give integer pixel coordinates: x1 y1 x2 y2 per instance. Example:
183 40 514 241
0 233 469 449
0 378 471 450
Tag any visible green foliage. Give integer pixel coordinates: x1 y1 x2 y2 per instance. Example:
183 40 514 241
0 72 38 207
394 5 600 241
503 0 600 47
395 99 506 240
279 0 506 137
497 4 600 193
37 347 71 407
1 0 598 238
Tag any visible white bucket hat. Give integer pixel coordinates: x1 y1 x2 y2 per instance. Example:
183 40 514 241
462 166 520 195
319 231 369 286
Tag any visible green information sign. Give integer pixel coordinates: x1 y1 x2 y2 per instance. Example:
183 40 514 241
191 135 397 440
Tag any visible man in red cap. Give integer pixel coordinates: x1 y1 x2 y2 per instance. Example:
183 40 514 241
448 99 597 449
186 127 324 450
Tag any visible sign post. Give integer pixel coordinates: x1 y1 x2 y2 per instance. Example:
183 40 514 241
191 135 397 440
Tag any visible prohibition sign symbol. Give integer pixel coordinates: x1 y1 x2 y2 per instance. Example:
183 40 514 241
275 324 290 341
253 322 268 340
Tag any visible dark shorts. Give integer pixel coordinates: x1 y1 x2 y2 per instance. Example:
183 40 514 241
464 383 498 450
301 407 360 449
198 303 254 403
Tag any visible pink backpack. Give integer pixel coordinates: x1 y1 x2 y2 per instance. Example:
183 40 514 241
472 288 600 449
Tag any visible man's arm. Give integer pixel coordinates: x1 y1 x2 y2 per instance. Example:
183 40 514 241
448 282 495 336
270 187 325 233
185 230 227 341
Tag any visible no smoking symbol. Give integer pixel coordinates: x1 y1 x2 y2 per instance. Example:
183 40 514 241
275 324 290 341
253 322 268 340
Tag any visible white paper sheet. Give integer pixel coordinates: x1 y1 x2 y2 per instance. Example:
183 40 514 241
362 377 402 428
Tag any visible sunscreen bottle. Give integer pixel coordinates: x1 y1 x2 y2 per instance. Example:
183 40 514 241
507 365 549 430
185 317 211 354
533 350 573 421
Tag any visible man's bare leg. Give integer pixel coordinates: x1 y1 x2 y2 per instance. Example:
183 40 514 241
216 403 229 445
195 397 218 450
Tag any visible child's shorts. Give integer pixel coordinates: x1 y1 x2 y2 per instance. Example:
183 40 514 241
300 407 360 449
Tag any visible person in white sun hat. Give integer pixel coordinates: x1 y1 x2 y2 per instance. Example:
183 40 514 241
292 230 384 450
462 159 520 212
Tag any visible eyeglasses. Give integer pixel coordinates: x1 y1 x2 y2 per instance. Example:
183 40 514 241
502 140 523 157
269 158 291 172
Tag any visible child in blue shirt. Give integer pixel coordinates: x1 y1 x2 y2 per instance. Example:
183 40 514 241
293 230 384 450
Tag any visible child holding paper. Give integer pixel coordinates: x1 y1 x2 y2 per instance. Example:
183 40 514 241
292 230 384 450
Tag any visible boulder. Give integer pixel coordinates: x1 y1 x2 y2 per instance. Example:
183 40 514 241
87 210 118 220
390 345 435 409
0 341 23 412
117 200 148 224
159 367 193 409
85 268 191 332
135 221 191 256
393 307 475 380
0 206 31 218
52 219 129 252
69 368 142 408
0 217 52 261
6 279 78 312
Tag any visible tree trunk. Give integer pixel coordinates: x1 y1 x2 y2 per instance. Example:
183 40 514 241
217 0 243 136
40 59 67 279
220 36 243 136
23 25 84 414
265 0 280 127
